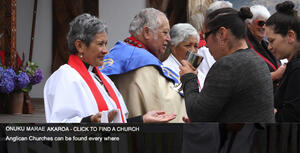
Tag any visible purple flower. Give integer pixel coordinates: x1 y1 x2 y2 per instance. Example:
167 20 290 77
30 68 43 85
0 77 15 94
0 67 3 79
2 68 16 79
15 72 30 89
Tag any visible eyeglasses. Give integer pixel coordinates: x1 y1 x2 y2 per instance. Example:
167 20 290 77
253 20 266 27
203 27 220 42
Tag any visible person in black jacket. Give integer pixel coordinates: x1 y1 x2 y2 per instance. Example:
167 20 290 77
266 1 300 122
245 5 286 91
179 7 275 122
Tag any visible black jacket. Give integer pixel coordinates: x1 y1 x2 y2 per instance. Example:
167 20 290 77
275 51 300 122
246 30 280 72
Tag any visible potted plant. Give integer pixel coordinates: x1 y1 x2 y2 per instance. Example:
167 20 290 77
0 61 43 114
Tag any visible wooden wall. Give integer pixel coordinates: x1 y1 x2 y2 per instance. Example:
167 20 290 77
0 0 17 67
147 0 187 27
51 0 98 72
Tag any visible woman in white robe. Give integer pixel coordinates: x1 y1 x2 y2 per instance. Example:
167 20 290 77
44 13 176 123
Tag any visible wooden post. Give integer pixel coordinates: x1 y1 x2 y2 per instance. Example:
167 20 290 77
4 0 17 68
29 0 38 62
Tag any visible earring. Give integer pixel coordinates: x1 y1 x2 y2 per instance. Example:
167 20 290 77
79 54 83 58
220 41 224 47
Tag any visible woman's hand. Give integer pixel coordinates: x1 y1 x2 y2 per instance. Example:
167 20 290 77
90 110 118 123
143 111 176 123
179 60 198 77
271 64 286 81
182 117 190 123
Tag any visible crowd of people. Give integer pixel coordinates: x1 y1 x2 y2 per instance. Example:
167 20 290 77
44 0 300 123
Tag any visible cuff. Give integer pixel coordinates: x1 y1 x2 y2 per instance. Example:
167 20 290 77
81 115 92 123
127 115 143 123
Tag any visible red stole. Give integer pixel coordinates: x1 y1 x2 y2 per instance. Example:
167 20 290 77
68 55 125 123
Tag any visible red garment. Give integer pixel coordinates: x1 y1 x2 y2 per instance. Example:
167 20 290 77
0 50 4 65
68 55 125 123
245 36 279 71
198 34 206 48
0 50 22 67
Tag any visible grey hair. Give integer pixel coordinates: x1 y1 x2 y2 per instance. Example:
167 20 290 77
170 23 199 47
246 5 271 23
129 8 167 36
206 1 233 15
190 13 205 32
67 13 108 54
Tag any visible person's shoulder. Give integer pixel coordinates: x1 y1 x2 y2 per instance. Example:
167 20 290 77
133 66 160 74
162 54 174 67
224 48 259 62
106 41 153 64
110 41 148 55
46 64 80 84
288 55 300 72
213 49 255 69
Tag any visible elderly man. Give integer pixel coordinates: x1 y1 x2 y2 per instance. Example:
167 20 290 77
100 8 186 122
245 5 285 87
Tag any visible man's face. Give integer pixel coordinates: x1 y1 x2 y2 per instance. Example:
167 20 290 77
248 17 267 42
147 16 170 58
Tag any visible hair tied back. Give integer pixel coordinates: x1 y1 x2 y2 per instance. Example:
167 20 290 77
238 7 253 21
276 1 297 16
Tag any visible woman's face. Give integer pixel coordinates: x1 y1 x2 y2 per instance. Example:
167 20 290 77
171 35 198 63
266 26 292 60
203 26 223 60
81 32 108 67
248 17 267 42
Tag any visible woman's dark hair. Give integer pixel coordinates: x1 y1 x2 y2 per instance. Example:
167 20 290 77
266 1 300 40
205 7 253 39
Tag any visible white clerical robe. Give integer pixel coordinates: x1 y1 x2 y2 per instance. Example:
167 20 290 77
163 54 206 90
44 64 128 123
197 46 215 76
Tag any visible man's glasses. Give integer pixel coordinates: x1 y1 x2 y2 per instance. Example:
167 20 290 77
253 20 266 27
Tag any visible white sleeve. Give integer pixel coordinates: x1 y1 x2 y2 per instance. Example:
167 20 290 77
44 66 97 123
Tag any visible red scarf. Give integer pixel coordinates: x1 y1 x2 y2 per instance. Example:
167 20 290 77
68 55 125 123
246 36 279 71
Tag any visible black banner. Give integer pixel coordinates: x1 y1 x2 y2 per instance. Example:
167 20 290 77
0 123 300 153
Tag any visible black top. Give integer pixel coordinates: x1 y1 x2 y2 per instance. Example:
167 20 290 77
81 115 143 123
181 48 275 122
246 30 280 72
274 50 300 122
